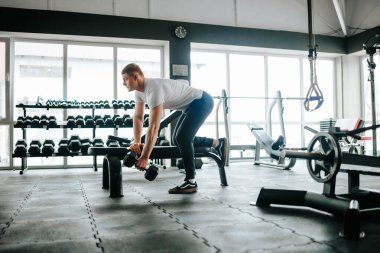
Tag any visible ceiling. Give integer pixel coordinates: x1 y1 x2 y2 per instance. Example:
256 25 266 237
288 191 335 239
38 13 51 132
1 0 380 37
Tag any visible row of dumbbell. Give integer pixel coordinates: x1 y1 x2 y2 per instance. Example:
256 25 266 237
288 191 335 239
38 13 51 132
44 99 137 110
15 114 149 128
66 114 148 128
13 136 131 157
15 115 58 128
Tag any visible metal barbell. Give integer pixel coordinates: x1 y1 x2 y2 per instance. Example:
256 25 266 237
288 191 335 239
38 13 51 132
281 132 341 183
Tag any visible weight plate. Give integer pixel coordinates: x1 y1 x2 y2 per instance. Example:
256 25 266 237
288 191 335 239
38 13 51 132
306 132 341 183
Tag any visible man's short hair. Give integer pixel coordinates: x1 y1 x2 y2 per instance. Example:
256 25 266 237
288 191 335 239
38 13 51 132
121 63 144 76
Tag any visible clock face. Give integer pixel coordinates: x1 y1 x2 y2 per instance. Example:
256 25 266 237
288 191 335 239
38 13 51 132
175 26 187 39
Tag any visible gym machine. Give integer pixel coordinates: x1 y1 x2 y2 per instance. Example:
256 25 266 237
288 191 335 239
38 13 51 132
363 34 380 156
251 124 380 239
215 89 301 169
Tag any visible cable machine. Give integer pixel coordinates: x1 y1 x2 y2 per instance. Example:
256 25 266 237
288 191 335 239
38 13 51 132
363 34 380 156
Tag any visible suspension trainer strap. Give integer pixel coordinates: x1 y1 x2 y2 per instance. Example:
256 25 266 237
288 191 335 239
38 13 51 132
304 47 324 111
304 0 324 112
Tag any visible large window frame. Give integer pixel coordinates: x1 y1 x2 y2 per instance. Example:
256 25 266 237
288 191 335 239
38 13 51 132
0 38 11 168
2 36 166 169
191 45 336 158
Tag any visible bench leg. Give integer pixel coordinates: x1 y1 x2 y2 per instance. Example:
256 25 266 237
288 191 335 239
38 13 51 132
102 157 109 189
218 165 228 186
107 155 124 198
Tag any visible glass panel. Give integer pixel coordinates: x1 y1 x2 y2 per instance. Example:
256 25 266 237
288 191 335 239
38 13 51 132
14 42 64 118
229 54 265 122
0 125 9 167
67 45 113 101
303 59 335 122
0 42 5 119
117 47 161 102
229 54 265 150
268 56 301 123
191 51 227 140
13 42 64 167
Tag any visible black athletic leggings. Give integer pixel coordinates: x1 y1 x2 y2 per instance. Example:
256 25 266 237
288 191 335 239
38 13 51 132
172 91 214 180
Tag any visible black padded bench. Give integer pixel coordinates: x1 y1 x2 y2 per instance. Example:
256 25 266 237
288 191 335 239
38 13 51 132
89 146 228 198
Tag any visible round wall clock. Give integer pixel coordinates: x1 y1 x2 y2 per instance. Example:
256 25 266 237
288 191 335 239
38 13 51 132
174 26 187 39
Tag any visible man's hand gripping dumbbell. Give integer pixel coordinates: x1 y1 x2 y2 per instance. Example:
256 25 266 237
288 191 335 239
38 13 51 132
123 143 159 181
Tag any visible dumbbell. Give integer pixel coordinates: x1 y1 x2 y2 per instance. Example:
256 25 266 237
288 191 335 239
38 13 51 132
123 101 132 110
40 115 49 127
14 139 27 157
104 101 110 109
31 116 40 127
28 140 42 156
123 115 133 127
48 116 58 128
75 115 85 127
68 135 81 152
15 117 24 128
23 116 32 126
143 115 149 127
107 135 131 147
112 100 120 109
95 118 105 126
66 116 76 129
42 139 55 156
85 116 95 127
58 138 70 155
104 115 114 127
113 116 123 126
93 137 104 147
80 138 92 154
123 151 159 181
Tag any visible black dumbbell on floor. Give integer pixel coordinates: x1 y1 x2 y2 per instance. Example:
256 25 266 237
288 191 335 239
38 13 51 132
123 151 159 181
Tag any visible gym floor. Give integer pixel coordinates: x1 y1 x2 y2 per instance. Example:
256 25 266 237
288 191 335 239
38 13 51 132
0 159 379 253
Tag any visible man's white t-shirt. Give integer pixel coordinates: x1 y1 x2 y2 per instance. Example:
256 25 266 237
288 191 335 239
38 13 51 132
135 78 203 111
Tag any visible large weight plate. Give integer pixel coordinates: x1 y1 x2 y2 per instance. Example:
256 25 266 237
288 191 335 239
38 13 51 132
306 132 341 183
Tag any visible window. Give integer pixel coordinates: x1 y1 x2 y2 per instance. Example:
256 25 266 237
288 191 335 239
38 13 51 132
191 47 336 158
11 40 164 169
0 41 6 119
116 47 162 138
13 42 64 166
191 51 227 138
67 45 113 101
14 42 64 108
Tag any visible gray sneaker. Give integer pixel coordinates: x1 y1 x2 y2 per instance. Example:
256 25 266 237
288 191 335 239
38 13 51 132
216 137 228 166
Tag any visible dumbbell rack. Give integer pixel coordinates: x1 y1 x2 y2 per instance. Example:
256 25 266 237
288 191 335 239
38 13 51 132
13 102 140 174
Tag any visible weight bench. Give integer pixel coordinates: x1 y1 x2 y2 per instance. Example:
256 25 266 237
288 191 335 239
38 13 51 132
248 122 296 169
89 146 228 198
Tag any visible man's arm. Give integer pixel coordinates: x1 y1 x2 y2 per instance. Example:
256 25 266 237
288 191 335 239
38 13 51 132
140 104 163 159
136 104 163 169
133 101 145 143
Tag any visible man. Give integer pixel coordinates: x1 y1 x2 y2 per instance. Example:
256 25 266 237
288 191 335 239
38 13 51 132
121 63 227 194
